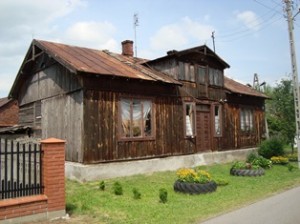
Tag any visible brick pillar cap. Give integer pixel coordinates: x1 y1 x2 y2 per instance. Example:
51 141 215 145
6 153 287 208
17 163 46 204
40 138 66 144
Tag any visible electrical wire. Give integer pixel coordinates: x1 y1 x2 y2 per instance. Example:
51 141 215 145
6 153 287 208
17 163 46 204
214 0 287 43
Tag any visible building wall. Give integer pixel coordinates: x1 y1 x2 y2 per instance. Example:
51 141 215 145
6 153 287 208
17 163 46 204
82 77 196 163
0 100 19 127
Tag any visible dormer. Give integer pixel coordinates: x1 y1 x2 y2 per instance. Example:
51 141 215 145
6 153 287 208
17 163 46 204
145 45 230 88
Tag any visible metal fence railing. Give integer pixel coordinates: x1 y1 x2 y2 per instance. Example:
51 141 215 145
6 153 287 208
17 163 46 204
0 138 43 200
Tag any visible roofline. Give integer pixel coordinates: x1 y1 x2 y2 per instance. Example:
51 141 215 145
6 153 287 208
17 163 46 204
146 45 230 68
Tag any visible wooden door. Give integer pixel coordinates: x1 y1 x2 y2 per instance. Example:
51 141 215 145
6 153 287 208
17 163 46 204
196 106 211 152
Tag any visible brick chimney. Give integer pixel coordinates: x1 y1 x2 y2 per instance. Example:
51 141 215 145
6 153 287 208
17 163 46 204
121 40 134 57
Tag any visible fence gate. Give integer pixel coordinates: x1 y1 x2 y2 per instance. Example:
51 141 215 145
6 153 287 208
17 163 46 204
0 138 43 200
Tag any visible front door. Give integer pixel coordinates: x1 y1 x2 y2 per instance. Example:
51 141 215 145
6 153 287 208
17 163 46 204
196 105 211 152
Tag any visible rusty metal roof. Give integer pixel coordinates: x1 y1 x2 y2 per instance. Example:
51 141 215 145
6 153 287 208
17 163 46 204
34 39 181 85
224 76 269 98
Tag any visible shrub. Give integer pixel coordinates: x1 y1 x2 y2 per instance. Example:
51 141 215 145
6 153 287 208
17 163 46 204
214 178 229 186
286 153 298 162
176 168 212 184
287 163 296 172
271 156 289 165
159 188 168 203
246 151 259 163
132 188 141 199
99 181 105 191
113 181 123 195
258 138 284 159
231 161 259 170
231 161 248 169
251 156 272 169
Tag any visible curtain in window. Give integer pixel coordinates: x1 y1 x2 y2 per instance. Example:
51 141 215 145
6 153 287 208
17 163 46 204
121 99 131 137
185 103 195 136
143 101 152 136
214 106 221 135
121 99 152 138
132 100 142 137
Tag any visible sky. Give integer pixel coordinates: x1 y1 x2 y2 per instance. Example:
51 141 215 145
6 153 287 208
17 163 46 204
1 0 300 98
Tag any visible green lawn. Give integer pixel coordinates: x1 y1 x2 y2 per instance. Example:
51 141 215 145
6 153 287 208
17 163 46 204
65 163 300 224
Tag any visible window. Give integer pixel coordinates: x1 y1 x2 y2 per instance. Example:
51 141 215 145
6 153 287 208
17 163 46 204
184 103 196 137
209 68 223 86
240 108 254 132
197 66 206 84
179 62 195 82
214 105 222 136
120 98 153 139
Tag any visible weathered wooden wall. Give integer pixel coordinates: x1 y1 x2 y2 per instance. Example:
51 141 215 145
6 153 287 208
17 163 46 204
17 60 84 162
219 95 266 150
18 61 81 106
82 76 195 163
42 91 83 162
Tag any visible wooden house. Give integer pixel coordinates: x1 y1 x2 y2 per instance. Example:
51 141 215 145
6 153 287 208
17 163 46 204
8 39 268 164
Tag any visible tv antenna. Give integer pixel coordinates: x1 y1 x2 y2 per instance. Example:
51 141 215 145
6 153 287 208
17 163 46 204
134 13 139 57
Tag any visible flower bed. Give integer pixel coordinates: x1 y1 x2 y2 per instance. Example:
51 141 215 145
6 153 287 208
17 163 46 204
174 168 217 194
230 161 265 177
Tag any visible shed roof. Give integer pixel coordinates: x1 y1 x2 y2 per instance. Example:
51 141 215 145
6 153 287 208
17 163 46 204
224 77 269 98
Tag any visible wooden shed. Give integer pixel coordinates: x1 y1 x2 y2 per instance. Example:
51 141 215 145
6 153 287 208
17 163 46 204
8 39 268 164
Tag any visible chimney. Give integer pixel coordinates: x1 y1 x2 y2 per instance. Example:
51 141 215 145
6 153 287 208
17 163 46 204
121 40 134 57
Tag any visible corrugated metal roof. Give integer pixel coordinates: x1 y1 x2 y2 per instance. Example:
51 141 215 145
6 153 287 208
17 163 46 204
34 40 181 85
224 77 269 98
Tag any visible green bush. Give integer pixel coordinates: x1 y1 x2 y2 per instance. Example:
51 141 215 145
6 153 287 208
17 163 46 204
113 181 123 195
258 138 284 159
287 163 296 172
251 156 272 169
214 178 229 186
286 153 298 162
99 181 105 191
132 188 141 199
246 151 259 163
159 188 168 203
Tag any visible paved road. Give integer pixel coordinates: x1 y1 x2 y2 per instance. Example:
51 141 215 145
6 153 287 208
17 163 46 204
201 186 300 224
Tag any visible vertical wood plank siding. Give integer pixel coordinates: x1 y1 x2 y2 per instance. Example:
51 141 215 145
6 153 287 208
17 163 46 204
82 82 195 163
220 96 266 150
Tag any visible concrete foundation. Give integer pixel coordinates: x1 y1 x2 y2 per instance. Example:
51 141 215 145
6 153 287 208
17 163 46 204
65 148 256 182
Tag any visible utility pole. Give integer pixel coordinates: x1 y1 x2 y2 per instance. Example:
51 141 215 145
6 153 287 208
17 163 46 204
284 0 300 167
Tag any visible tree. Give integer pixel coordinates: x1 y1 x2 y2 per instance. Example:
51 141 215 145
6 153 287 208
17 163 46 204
265 79 295 150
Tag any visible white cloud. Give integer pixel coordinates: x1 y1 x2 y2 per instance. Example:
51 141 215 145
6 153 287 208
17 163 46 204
150 17 214 52
0 0 87 97
235 11 261 31
64 21 118 51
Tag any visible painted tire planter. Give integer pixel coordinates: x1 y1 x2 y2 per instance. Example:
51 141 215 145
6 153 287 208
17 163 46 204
230 168 265 177
173 180 217 194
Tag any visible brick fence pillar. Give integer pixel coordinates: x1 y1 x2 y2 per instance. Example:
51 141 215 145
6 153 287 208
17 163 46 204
41 138 66 218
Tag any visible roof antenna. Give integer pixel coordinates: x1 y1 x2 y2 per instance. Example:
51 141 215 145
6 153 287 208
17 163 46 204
134 13 139 57
211 31 216 53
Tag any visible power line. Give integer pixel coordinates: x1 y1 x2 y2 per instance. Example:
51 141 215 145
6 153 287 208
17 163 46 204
218 3 281 39
217 14 282 43
253 0 283 15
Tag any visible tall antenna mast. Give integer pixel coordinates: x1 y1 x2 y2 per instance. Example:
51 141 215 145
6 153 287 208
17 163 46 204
134 13 139 57
211 31 216 52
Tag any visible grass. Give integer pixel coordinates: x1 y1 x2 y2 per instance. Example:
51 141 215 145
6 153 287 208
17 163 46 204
65 163 300 224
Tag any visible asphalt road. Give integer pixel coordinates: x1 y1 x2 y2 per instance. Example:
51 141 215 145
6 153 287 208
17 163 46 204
201 186 300 224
